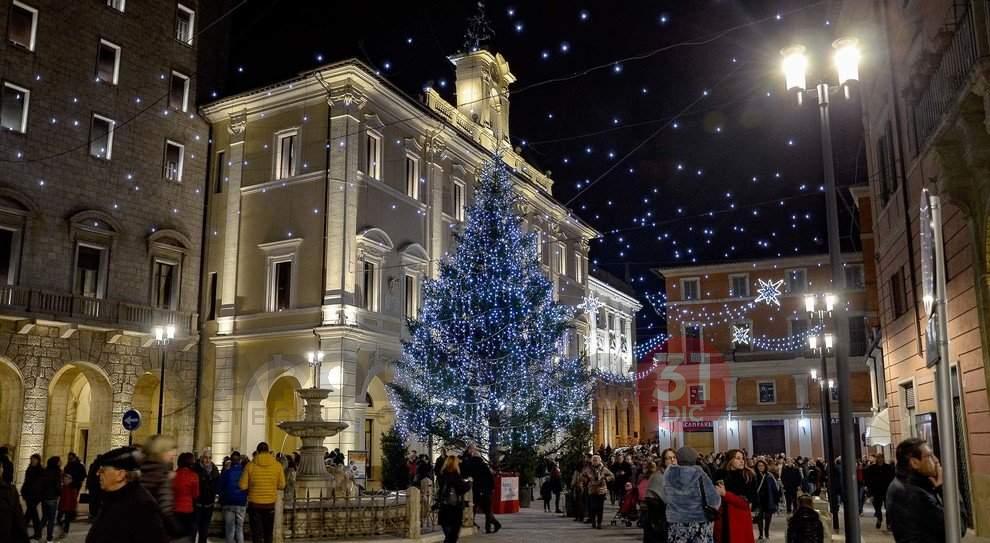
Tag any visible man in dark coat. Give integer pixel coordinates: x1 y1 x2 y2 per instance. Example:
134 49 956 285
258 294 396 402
781 458 803 513
85 447 167 543
0 460 28 543
85 456 103 520
194 450 220 543
64 452 87 491
865 453 895 530
886 438 966 543
462 444 500 533
0 447 14 485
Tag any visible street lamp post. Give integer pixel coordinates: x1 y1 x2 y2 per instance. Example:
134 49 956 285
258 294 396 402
153 324 176 435
807 294 839 530
783 39 862 542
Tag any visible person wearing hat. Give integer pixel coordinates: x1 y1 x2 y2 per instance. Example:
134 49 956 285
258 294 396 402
85 447 166 543
660 447 722 543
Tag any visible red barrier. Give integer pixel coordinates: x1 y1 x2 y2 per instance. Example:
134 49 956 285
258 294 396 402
492 472 520 514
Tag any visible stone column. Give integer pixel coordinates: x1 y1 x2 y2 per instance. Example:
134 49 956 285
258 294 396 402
323 86 366 316
17 380 47 486
211 343 236 456
218 110 246 336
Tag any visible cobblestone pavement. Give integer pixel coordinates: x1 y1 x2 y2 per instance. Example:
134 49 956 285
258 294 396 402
48 501 990 542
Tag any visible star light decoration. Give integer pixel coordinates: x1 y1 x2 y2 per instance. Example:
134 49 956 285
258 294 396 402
578 294 603 315
754 278 784 307
731 324 751 345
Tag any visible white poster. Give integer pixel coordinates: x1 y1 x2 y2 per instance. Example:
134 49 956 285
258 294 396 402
348 450 368 484
500 476 519 501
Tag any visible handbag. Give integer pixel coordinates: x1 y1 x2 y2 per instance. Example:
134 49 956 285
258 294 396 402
698 478 719 522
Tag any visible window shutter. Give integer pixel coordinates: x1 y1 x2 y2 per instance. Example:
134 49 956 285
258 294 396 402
904 384 915 409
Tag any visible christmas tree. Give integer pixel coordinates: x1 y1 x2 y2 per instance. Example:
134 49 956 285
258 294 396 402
389 154 591 455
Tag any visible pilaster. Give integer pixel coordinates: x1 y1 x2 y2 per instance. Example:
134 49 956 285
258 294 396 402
723 377 738 411
425 129 447 279
211 344 237 456
323 85 366 315
218 110 246 335
794 374 810 409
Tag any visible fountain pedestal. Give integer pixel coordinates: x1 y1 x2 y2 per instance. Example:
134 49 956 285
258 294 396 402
278 387 348 496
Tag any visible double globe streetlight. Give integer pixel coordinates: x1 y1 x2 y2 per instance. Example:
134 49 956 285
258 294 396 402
781 37 862 542
806 293 839 530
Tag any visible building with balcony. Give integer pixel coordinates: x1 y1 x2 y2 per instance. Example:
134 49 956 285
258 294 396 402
642 237 876 457
196 49 598 485
838 0 990 533
586 272 642 448
0 0 207 476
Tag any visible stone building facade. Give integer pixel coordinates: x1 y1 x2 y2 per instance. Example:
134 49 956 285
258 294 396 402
586 273 642 448
196 49 598 484
0 0 207 478
645 249 876 457
838 0 990 533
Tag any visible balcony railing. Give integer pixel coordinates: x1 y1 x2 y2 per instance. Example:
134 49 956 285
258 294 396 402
0 285 197 335
914 4 980 148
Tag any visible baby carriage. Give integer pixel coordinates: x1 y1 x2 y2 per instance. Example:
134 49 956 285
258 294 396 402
610 482 640 527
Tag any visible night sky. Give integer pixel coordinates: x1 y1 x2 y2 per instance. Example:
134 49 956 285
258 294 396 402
201 0 867 343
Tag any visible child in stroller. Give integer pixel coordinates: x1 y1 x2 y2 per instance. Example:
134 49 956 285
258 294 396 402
610 481 640 527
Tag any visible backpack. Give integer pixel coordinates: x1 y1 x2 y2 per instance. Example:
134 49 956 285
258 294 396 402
442 482 462 507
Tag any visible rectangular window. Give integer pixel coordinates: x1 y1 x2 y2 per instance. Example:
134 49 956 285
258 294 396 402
405 155 419 199
274 130 297 180
787 268 807 293
557 243 567 276
75 244 106 298
175 4 194 44
163 140 184 181
845 264 865 289
361 260 377 311
758 381 777 404
151 260 177 310
681 278 700 301
0 228 16 285
902 382 916 437
685 323 702 359
96 39 121 85
574 252 583 283
207 272 217 320
453 180 465 221
848 315 867 356
168 71 190 112
729 274 749 297
891 267 908 317
273 260 291 311
365 132 381 180
1 82 29 133
8 1 38 51
607 313 614 331
404 274 418 318
877 121 899 206
106 0 125 12
89 114 115 159
214 151 225 194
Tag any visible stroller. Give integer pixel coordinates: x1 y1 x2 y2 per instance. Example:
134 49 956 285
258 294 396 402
610 482 640 527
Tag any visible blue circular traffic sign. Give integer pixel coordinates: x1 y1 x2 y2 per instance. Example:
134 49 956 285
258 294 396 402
122 409 142 432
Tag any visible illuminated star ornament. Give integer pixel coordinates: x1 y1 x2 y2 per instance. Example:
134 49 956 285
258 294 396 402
731 324 751 345
579 294 603 315
754 278 784 307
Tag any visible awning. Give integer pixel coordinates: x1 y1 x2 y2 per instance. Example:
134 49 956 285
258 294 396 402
865 408 891 447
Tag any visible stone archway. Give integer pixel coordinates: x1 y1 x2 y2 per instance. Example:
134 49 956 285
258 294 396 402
364 375 395 483
45 363 112 463
0 358 23 457
267 375 302 455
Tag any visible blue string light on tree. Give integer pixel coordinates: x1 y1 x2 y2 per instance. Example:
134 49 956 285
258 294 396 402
388 154 591 454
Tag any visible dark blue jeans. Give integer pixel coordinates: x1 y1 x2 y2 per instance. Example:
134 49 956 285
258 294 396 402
41 498 58 540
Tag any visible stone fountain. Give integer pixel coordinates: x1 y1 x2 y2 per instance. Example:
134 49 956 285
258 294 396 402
278 353 349 497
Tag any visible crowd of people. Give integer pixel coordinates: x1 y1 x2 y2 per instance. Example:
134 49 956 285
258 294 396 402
0 438 290 543
538 437 960 543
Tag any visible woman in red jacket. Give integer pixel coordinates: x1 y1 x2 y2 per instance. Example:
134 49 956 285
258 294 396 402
172 452 200 542
714 449 755 543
